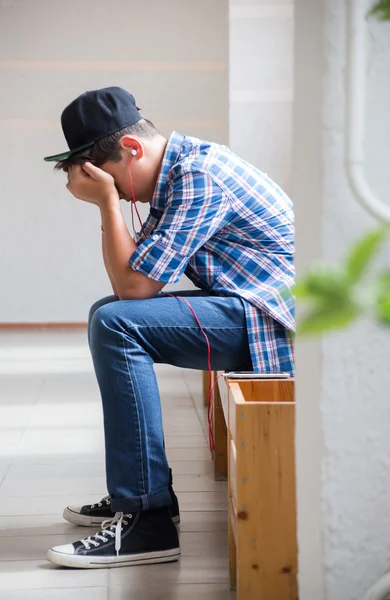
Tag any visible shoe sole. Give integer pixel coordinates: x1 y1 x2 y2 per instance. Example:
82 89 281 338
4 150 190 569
62 507 180 527
47 547 181 569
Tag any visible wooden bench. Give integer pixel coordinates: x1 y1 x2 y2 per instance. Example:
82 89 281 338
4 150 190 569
204 372 297 600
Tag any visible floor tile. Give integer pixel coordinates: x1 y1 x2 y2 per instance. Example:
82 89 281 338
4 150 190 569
0 514 97 537
163 417 205 436
179 511 228 532
38 372 99 398
0 374 44 405
0 533 93 561
0 560 108 589
7 457 105 474
160 398 194 409
36 389 100 405
0 405 36 428
16 429 104 456
176 491 227 512
180 531 227 557
0 494 104 516
170 461 213 476
110 583 235 600
0 431 25 459
0 475 107 498
28 403 103 427
171 475 224 493
166 448 211 462
194 405 212 439
0 460 11 486
109 556 228 587
161 436 207 449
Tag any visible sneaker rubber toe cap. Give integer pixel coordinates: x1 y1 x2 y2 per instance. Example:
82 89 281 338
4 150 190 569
49 543 76 556
65 505 82 514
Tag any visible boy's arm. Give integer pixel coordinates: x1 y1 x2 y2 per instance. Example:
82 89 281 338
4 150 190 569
100 199 165 300
102 230 118 296
66 163 162 299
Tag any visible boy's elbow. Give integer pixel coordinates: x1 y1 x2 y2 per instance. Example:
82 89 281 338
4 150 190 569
117 276 165 301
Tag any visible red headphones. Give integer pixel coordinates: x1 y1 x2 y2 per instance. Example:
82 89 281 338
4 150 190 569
127 149 144 236
127 144 216 451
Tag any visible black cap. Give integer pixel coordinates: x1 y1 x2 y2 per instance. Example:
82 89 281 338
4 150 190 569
44 86 142 162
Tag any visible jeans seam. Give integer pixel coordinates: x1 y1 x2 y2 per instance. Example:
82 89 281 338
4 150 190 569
121 330 147 495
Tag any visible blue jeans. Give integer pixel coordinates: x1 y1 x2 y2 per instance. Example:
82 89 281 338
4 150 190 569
88 291 252 513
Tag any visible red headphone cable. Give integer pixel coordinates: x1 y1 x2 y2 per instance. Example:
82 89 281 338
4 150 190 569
127 153 216 451
128 154 144 237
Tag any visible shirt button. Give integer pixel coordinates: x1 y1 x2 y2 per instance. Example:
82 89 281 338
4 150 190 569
152 234 159 241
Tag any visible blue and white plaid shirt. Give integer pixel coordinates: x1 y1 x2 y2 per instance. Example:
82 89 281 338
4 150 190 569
129 132 295 374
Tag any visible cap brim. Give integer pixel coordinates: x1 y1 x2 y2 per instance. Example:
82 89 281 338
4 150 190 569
43 140 95 162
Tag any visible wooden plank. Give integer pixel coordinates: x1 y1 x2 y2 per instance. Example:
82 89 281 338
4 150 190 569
228 507 237 590
213 374 228 481
235 401 297 600
229 496 237 542
217 372 229 424
229 439 237 504
228 430 237 591
228 379 295 403
228 382 246 441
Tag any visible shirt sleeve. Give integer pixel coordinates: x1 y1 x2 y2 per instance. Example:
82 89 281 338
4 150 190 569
129 169 231 284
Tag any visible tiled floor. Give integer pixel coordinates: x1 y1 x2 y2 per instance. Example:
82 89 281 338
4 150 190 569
0 331 234 600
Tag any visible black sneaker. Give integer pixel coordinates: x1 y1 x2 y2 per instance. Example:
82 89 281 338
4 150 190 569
47 507 180 569
63 487 180 527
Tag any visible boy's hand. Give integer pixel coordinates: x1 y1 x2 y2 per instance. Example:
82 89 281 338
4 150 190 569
66 162 119 206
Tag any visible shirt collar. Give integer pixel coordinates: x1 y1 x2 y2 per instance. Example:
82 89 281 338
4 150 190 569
151 131 185 212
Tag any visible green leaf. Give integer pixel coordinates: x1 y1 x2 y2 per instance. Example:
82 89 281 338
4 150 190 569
292 282 312 299
345 227 388 284
297 303 360 335
368 0 390 21
377 270 390 293
304 266 350 303
377 295 390 324
376 269 390 324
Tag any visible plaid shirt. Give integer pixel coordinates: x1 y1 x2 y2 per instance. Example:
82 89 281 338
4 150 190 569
129 132 295 374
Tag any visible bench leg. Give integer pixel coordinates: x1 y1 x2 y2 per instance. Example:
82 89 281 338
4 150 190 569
228 510 237 590
213 377 228 480
202 371 211 407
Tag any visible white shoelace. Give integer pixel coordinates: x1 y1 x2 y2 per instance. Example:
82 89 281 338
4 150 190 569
90 495 110 509
80 512 132 555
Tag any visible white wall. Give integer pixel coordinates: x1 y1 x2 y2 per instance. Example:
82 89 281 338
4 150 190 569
293 1 390 599
292 0 325 597
229 0 294 192
0 0 228 322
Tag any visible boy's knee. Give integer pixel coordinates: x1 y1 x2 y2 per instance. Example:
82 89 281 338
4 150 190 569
88 295 118 329
90 304 117 335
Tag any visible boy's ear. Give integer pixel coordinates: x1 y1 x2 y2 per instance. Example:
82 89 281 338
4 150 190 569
119 135 144 159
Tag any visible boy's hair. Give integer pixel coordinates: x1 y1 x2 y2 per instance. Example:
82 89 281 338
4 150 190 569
54 118 160 171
